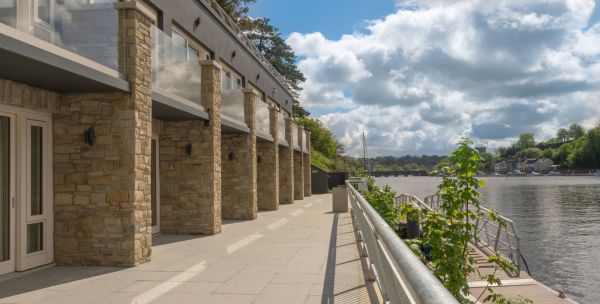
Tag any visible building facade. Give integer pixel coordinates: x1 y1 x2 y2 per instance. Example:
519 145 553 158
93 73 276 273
0 0 311 275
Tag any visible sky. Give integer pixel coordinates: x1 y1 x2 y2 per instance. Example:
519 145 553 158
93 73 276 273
251 0 600 157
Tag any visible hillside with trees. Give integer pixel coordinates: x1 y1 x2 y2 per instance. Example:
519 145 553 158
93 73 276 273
495 123 600 169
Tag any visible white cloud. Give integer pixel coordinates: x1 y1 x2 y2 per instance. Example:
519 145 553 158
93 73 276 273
287 0 600 156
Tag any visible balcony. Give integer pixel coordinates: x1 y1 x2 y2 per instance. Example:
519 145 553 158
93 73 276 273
151 25 208 121
0 0 128 92
291 123 300 151
277 113 288 146
256 100 272 141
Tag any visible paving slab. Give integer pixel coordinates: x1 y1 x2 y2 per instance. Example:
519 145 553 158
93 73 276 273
0 194 381 304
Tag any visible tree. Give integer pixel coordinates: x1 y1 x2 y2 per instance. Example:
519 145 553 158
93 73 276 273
515 132 535 150
557 128 569 143
240 18 309 118
568 123 585 140
295 117 338 159
214 0 256 23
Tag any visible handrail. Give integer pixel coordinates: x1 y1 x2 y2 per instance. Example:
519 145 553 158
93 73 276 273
346 181 459 304
405 194 525 274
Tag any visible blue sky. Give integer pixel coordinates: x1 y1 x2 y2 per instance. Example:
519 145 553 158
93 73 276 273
250 0 396 39
251 1 600 157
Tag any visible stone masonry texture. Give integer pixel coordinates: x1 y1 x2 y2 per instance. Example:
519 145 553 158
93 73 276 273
221 89 257 220
294 126 305 201
279 117 294 204
256 105 279 211
153 119 221 235
51 6 154 266
304 132 312 197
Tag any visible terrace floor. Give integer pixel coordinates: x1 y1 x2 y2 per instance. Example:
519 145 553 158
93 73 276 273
0 194 381 304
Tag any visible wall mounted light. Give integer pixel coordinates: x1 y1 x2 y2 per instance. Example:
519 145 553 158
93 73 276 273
185 144 192 156
84 126 95 146
194 17 201 30
257 156 261 164
256 74 260 81
272 88 276 96
231 50 237 59
228 151 235 161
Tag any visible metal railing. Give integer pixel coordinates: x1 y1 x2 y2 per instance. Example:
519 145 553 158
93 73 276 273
398 193 525 274
346 180 459 304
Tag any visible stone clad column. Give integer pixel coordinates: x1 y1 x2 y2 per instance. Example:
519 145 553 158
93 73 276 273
279 116 294 204
53 3 154 266
294 126 305 200
304 132 312 197
221 89 257 220
257 105 279 210
198 60 223 233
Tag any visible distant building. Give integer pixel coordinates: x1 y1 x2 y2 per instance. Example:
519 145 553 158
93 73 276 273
534 158 554 173
476 146 487 154
525 159 538 173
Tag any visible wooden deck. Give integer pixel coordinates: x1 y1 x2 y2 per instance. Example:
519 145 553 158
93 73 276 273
467 247 577 304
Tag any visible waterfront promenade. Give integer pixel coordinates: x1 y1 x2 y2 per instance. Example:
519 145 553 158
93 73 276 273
0 194 380 304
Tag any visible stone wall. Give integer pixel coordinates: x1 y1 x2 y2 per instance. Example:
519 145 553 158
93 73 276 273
0 79 59 113
221 90 257 220
154 119 221 234
53 6 153 266
304 132 312 197
279 117 294 204
257 139 278 210
53 91 151 266
293 126 304 200
294 150 304 200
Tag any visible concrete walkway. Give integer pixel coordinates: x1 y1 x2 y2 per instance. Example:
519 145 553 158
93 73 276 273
0 194 381 304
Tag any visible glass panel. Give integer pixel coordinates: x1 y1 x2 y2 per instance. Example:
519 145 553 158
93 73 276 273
172 32 187 62
37 0 51 23
221 70 232 90
15 1 121 70
302 131 307 151
188 47 199 62
151 139 157 227
27 222 43 254
292 124 300 149
31 126 42 216
0 0 17 28
0 117 10 262
256 101 270 136
278 113 287 145
221 89 245 123
152 26 202 105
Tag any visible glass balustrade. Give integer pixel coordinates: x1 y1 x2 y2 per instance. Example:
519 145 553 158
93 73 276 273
278 113 287 145
302 131 308 152
292 124 300 149
152 26 202 105
220 69 245 124
256 100 270 137
0 0 121 71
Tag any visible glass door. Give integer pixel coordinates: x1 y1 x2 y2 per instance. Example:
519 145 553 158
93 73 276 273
0 113 15 275
18 117 52 271
151 136 160 234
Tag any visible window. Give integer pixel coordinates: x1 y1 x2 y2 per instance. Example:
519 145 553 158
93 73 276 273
35 0 51 24
172 28 206 63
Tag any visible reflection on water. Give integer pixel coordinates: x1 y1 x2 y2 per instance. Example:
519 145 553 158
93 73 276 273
377 176 600 304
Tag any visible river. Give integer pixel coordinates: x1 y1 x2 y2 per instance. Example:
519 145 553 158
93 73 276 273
376 176 600 304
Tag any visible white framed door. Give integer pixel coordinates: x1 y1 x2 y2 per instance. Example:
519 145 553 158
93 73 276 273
0 112 16 276
151 135 160 234
17 113 53 271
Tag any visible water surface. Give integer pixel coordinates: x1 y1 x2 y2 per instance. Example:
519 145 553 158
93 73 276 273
376 176 600 304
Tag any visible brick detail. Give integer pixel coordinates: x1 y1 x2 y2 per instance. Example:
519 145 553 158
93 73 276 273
279 117 294 204
154 119 221 234
304 132 312 197
221 89 257 220
0 79 59 113
257 105 279 210
199 60 223 233
294 126 305 201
